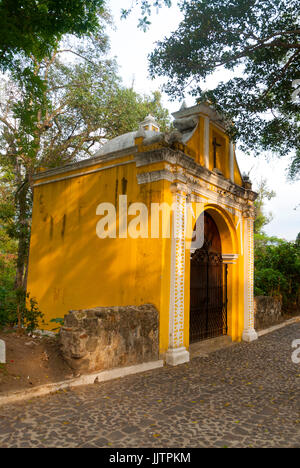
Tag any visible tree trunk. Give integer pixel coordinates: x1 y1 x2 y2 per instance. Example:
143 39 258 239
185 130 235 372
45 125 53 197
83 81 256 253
14 169 31 327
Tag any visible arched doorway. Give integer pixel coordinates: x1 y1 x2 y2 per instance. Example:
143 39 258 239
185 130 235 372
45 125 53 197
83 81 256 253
190 212 228 343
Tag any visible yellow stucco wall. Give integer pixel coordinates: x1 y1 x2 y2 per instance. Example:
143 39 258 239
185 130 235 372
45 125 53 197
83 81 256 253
28 112 250 355
28 159 175 354
184 117 243 185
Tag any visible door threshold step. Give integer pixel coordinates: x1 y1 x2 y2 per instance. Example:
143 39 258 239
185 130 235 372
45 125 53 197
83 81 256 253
189 335 233 359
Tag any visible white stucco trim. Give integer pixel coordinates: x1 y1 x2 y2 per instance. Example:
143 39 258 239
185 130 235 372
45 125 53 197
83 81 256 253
0 360 164 407
166 188 190 366
222 253 239 264
229 142 234 182
204 116 210 169
166 347 190 366
242 217 258 342
33 160 135 187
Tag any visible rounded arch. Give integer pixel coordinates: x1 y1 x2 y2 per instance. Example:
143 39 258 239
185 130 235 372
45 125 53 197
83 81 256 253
186 202 241 345
204 204 239 256
186 202 239 255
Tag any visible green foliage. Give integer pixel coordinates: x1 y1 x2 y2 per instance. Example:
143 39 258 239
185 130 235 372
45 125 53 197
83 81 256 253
0 26 170 295
22 293 45 333
254 179 276 234
0 0 106 71
50 318 64 325
254 268 288 297
0 286 17 328
149 0 300 179
50 317 64 331
0 220 44 330
0 224 17 327
254 233 300 305
121 0 172 30
0 281 45 331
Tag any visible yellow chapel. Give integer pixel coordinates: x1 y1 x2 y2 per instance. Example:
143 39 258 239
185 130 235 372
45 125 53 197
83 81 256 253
27 102 258 366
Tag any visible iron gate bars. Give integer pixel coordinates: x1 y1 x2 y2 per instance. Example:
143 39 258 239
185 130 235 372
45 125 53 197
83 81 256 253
190 249 228 343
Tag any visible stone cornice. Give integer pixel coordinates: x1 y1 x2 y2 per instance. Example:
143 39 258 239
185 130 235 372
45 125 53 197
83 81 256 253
33 146 138 181
135 148 257 203
172 103 227 131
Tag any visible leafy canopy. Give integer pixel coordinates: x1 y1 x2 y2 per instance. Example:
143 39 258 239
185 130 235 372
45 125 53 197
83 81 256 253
0 0 107 70
0 27 170 294
121 0 172 30
149 0 300 178
254 178 276 234
254 234 300 305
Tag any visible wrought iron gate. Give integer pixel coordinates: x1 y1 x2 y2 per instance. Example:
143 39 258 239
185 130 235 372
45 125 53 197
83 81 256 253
190 249 228 343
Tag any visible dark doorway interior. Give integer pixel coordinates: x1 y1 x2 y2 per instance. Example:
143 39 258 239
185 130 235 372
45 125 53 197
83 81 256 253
190 212 228 343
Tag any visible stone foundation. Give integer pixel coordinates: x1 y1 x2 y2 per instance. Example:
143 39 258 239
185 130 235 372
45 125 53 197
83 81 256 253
59 304 159 373
254 296 282 330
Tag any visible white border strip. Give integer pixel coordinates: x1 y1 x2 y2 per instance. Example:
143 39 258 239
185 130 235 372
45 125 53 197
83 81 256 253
0 360 164 407
33 160 134 187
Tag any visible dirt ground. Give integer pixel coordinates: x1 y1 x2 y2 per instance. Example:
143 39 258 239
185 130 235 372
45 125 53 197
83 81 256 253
0 307 299 395
0 330 74 394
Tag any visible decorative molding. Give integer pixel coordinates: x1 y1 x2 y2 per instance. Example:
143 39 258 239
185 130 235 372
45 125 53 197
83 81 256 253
204 116 210 169
167 189 190 365
136 169 175 185
229 142 234 183
242 217 258 342
172 103 227 132
33 160 135 187
222 253 239 264
242 203 256 219
166 347 189 366
33 147 137 181
135 148 191 169
135 148 257 203
137 169 252 215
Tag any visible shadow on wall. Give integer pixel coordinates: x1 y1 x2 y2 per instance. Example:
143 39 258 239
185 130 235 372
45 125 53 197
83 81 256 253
28 165 165 332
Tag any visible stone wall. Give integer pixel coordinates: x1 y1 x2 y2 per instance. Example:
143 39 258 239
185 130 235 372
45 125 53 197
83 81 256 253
254 296 282 330
59 304 159 373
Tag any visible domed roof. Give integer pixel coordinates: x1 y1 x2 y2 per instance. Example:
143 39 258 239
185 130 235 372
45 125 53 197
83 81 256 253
94 129 161 157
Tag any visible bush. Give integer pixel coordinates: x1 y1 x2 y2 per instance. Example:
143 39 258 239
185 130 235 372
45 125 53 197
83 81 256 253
0 249 17 328
254 268 288 298
254 234 300 307
23 293 45 333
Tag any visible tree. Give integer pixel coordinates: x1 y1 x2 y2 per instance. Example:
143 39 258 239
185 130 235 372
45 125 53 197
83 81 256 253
0 0 175 69
0 34 170 305
254 179 276 234
121 0 171 30
0 0 107 71
148 0 300 179
254 234 300 307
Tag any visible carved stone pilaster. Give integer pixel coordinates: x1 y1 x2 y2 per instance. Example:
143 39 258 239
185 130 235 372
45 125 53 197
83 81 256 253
242 216 258 342
166 184 190 366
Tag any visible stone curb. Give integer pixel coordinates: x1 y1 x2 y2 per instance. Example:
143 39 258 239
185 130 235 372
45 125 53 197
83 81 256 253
257 316 300 337
0 317 298 407
0 360 164 407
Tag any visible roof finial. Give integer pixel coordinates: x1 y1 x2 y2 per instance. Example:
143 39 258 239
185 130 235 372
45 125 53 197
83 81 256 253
139 114 160 133
180 100 187 110
135 125 146 139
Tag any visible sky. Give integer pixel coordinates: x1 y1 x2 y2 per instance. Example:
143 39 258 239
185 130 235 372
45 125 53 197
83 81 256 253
106 1 299 241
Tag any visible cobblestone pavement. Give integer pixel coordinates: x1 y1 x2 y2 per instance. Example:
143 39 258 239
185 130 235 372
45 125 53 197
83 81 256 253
0 323 299 448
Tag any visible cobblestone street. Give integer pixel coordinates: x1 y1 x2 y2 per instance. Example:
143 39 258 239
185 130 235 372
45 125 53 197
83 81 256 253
0 323 299 448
